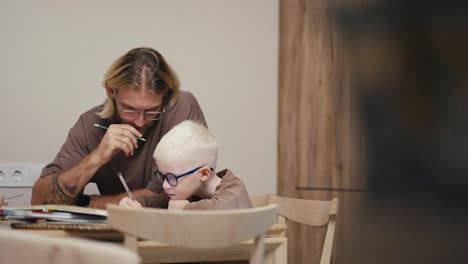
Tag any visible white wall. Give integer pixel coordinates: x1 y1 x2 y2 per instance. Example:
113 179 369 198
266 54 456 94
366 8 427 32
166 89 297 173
0 0 278 196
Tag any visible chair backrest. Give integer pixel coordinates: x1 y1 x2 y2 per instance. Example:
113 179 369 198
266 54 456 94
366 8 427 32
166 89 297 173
250 195 338 264
107 204 278 264
0 229 140 264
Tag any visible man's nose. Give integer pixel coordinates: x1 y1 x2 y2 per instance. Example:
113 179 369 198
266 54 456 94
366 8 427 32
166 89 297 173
133 113 146 128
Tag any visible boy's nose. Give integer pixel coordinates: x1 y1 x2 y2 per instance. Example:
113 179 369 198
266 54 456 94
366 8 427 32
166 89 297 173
162 179 171 191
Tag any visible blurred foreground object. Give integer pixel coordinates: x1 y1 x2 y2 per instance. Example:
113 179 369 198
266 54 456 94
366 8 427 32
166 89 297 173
341 0 468 194
339 0 468 263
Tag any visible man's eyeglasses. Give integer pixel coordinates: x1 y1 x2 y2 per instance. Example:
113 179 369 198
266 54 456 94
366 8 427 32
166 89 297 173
114 91 165 121
153 166 214 187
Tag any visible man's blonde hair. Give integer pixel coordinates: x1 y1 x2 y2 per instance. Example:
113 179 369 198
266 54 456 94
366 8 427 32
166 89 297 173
154 120 218 170
98 47 180 118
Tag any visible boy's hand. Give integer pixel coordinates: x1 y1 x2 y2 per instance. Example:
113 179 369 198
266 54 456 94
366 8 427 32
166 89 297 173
119 197 142 208
0 196 7 207
168 199 190 210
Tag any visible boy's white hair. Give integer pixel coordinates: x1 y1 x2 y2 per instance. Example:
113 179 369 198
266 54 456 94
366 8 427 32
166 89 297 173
154 120 218 170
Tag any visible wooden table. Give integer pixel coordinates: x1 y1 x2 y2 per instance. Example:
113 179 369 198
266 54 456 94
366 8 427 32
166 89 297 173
0 220 288 264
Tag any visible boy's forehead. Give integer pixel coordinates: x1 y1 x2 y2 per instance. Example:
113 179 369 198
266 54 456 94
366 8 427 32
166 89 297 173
155 160 194 174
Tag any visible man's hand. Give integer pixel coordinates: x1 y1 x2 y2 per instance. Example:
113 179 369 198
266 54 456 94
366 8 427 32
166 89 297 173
93 124 143 164
168 199 190 210
119 197 142 208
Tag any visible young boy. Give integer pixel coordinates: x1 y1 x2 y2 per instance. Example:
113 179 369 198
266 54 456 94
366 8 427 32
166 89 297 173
119 120 252 210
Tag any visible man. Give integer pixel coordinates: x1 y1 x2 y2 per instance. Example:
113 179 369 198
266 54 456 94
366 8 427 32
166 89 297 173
31 47 206 209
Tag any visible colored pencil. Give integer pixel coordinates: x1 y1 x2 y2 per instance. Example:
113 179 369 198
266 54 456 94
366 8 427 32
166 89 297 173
93 123 146 142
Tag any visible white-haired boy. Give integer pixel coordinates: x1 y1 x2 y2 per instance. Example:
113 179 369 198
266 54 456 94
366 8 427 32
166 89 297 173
120 120 252 209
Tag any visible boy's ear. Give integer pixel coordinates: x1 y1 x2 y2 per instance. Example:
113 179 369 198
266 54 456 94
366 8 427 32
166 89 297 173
199 166 212 182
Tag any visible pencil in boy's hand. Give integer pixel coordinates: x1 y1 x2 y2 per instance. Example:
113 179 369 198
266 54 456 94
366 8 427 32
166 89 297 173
93 123 146 141
117 172 137 202
5 194 24 202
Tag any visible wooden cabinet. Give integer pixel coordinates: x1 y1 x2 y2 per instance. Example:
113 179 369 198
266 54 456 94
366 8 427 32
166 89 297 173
278 0 367 263
278 1 468 263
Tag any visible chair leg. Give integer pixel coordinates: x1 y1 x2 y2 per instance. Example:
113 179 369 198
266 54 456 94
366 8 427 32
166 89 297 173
265 237 287 264
275 238 288 264
250 234 266 264
124 234 138 252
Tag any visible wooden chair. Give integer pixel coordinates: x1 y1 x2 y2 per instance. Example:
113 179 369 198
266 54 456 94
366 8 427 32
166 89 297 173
250 195 338 264
0 229 140 264
107 204 278 264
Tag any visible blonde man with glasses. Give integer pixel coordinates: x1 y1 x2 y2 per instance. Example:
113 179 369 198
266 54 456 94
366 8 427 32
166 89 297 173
120 120 252 210
32 47 206 209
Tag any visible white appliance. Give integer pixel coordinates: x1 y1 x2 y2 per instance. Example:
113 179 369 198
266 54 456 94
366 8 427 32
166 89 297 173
0 163 103 206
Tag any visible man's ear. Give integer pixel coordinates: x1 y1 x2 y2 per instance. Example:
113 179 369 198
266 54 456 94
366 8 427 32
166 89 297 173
199 166 212 182
107 88 116 99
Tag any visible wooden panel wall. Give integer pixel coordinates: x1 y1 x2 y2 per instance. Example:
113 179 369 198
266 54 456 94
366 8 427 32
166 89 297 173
278 0 367 263
279 1 468 263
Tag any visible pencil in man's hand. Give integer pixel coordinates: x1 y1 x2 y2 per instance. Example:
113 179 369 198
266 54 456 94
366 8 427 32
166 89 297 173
93 123 146 141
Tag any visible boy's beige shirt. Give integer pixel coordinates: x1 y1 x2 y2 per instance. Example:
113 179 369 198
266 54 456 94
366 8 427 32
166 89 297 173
184 169 253 210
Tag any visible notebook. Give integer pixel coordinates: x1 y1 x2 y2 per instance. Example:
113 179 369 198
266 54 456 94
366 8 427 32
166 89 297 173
0 205 107 223
10 222 123 241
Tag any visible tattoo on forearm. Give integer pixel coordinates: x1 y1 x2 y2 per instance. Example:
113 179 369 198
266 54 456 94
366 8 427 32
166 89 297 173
49 173 78 205
65 184 78 195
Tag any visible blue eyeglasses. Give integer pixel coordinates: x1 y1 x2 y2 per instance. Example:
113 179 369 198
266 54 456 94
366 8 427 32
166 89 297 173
153 166 214 186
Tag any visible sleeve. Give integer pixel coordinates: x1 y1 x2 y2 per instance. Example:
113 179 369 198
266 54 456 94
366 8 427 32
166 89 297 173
184 173 253 210
183 191 240 210
40 116 90 178
160 91 207 136
142 192 170 208
183 179 247 210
